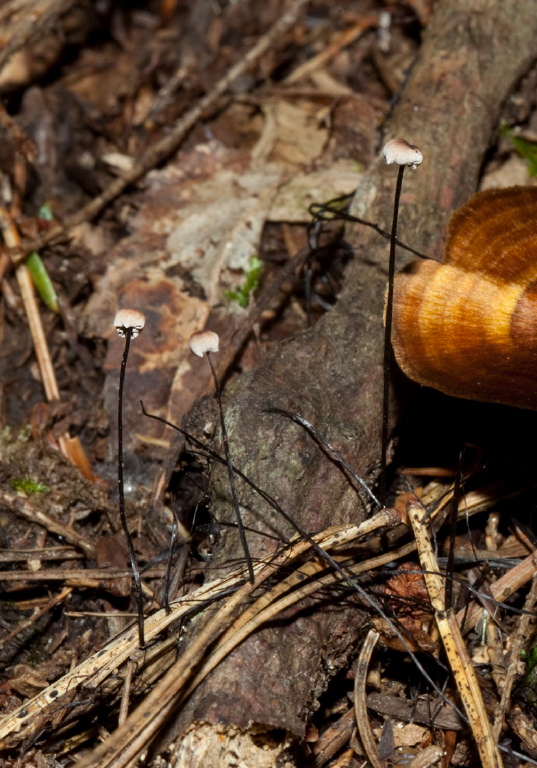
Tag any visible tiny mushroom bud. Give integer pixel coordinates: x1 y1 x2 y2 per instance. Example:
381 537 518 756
189 330 220 357
382 138 423 169
114 308 146 338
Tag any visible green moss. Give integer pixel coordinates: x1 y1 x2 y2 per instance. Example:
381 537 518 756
10 478 48 494
502 123 537 177
225 256 263 308
516 642 537 712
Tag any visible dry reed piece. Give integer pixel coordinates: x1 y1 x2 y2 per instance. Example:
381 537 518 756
1 490 522 756
43 511 400 768
457 549 537 634
407 498 502 768
354 629 383 768
0 208 95 478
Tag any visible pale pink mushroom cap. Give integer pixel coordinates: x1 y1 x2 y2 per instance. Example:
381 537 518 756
382 138 423 169
189 330 220 357
114 308 146 338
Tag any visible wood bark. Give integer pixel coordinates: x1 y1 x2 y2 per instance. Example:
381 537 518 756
167 0 537 760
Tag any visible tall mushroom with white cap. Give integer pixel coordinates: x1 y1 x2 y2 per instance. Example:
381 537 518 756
379 138 423 504
114 307 147 648
189 330 254 583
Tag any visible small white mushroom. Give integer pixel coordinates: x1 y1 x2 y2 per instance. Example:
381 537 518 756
382 138 423 169
189 330 220 357
114 308 146 338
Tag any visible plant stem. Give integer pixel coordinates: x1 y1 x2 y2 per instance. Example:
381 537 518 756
380 164 405 505
207 353 255 583
118 330 146 647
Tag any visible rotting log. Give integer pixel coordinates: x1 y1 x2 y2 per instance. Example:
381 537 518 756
163 0 537 763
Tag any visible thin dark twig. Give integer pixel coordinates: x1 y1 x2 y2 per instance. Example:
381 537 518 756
265 406 380 508
118 331 145 648
140 403 473 724
163 504 186 613
445 446 465 609
141 403 290 539
309 196 428 260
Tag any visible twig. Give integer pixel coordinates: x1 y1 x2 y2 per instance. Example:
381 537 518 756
2 489 96 558
457 549 537 634
15 0 311 264
492 574 537 742
267 407 380 507
118 660 136 727
0 566 163 585
311 706 357 767
0 209 95 477
284 15 378 84
354 630 383 768
407 498 502 768
0 0 74 76
0 587 72 650
0 546 82 562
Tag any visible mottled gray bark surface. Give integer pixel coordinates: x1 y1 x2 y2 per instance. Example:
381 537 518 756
173 0 537 743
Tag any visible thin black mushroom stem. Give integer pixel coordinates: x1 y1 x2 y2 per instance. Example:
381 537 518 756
189 330 255 583
380 138 423 505
114 308 147 649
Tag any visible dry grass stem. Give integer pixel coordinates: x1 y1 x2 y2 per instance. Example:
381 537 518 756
118 660 135 728
284 14 379 84
0 207 94 477
1 489 96 557
354 629 383 768
407 498 502 768
457 549 537 634
0 511 397 765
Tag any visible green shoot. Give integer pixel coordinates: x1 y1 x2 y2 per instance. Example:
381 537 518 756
225 256 263 308
502 123 537 177
10 478 48 493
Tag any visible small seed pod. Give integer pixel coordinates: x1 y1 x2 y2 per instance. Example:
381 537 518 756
391 185 537 410
114 308 146 338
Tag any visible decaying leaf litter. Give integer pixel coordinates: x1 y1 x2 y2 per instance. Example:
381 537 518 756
2 1 537 766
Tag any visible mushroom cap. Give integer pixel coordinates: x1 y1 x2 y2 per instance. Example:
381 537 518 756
382 138 423 169
392 185 537 410
114 308 146 338
189 330 220 357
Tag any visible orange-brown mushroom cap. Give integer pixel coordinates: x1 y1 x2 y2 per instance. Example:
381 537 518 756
391 185 537 410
